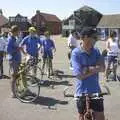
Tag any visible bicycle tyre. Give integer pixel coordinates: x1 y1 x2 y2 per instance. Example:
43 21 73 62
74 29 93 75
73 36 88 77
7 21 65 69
12 75 40 103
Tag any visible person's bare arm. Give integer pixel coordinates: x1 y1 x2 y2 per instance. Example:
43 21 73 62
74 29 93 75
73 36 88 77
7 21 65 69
76 69 96 80
20 47 27 55
106 40 111 51
76 57 105 80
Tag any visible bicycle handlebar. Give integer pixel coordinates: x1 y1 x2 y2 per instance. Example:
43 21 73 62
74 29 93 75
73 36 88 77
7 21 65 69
64 85 111 98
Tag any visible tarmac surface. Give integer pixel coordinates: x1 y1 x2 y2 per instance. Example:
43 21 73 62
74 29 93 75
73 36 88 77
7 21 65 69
0 35 120 120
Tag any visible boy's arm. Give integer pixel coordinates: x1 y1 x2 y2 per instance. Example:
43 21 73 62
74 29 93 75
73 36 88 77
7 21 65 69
19 38 27 55
71 51 97 80
51 40 56 52
7 39 19 55
87 50 105 74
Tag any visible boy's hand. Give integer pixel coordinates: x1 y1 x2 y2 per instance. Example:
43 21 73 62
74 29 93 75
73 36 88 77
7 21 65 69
88 66 100 74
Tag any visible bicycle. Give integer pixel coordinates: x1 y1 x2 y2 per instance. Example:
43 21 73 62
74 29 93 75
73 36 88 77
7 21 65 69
64 91 110 120
11 56 44 103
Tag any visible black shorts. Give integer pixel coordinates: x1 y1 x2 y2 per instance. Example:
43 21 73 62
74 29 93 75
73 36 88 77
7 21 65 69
76 96 104 113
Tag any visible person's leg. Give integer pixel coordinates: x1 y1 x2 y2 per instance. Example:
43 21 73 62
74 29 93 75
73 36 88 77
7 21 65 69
42 57 46 74
91 98 105 120
69 46 76 69
78 113 84 120
0 59 3 77
49 57 53 75
9 61 20 97
76 97 86 120
94 112 105 120
46 57 50 77
0 52 4 77
105 56 112 81
113 57 117 81
33 57 38 76
1 59 3 76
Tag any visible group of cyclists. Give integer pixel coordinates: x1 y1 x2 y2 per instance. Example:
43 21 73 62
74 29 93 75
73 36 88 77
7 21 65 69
0 24 120 120
0 25 56 96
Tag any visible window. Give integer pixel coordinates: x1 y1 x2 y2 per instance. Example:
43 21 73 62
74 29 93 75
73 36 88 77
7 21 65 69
15 17 21 22
9 17 15 22
21 17 27 22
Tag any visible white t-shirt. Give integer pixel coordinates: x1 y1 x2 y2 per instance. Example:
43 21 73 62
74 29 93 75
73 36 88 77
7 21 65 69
68 34 78 47
106 38 119 56
0 37 7 52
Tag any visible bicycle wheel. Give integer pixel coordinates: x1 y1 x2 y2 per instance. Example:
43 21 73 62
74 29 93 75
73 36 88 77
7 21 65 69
12 74 40 103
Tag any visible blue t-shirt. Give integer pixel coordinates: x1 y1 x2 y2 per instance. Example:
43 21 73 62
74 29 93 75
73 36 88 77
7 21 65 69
7 36 21 63
71 47 102 96
42 39 55 57
20 35 42 57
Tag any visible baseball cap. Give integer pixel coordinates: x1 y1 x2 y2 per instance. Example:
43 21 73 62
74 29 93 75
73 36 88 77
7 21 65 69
28 27 36 33
44 31 50 36
80 28 98 37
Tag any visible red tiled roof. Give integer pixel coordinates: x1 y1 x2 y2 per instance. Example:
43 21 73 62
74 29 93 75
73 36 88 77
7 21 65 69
0 15 8 27
32 12 61 22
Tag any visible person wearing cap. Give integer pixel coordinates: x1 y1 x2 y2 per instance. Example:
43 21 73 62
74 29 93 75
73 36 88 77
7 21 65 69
7 25 21 97
41 31 56 77
71 28 105 120
0 32 8 78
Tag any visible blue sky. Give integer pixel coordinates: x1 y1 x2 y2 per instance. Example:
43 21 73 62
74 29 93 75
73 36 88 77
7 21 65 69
1 0 120 20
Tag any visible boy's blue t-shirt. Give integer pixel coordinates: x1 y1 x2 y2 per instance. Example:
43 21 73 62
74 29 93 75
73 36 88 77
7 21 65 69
71 47 103 96
7 36 21 62
20 35 42 57
42 39 55 57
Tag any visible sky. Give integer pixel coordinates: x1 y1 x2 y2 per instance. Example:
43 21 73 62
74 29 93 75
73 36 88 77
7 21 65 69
1 0 120 20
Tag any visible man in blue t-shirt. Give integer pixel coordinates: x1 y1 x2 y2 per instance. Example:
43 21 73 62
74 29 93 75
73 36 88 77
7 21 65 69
41 31 56 77
7 25 21 97
20 27 42 58
71 29 105 120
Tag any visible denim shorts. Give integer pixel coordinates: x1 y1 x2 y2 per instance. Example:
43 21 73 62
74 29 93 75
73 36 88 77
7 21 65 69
9 61 20 74
76 96 104 113
107 56 117 64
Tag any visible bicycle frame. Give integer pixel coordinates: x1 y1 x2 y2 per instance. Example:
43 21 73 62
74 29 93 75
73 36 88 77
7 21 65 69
77 93 107 120
84 95 95 120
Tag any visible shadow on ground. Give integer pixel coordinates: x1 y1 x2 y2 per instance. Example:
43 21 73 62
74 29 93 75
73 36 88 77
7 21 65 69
0 75 10 79
33 96 68 109
40 80 73 87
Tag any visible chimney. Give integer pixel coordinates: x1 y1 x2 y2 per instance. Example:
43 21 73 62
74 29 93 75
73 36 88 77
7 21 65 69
36 10 40 14
0 9 3 16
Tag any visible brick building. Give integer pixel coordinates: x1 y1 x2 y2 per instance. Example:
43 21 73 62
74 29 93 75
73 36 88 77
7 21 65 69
31 10 62 35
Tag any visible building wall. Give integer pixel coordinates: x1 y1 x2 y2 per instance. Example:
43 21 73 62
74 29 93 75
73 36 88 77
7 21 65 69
49 22 61 34
32 14 46 35
97 28 120 40
31 14 61 35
